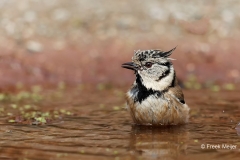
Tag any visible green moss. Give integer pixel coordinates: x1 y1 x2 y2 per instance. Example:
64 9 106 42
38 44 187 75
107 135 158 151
16 82 24 89
41 112 50 117
99 104 105 108
16 91 31 100
54 111 59 114
53 92 63 98
24 113 30 118
60 109 66 113
113 106 120 111
223 83 235 90
80 150 85 154
66 111 72 115
31 111 37 117
35 117 47 123
58 81 66 90
188 74 197 82
0 94 6 101
193 83 202 90
114 90 124 97
97 83 105 91
211 85 220 92
11 104 17 109
8 119 15 123
31 93 43 102
24 105 32 110
54 114 60 118
77 84 85 91
184 82 192 89
7 113 13 116
31 85 42 93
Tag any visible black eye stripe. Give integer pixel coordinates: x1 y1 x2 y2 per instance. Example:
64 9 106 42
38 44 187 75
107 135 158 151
143 62 171 68
160 62 170 66
159 62 171 67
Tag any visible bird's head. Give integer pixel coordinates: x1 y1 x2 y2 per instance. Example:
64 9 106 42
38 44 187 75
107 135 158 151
122 47 176 91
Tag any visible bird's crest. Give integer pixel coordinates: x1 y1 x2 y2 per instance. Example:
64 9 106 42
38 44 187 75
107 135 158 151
132 47 176 62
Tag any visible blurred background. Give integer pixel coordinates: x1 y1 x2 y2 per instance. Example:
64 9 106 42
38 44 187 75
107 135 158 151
0 0 239 90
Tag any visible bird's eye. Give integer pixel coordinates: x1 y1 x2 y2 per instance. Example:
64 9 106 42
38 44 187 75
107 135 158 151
145 62 153 68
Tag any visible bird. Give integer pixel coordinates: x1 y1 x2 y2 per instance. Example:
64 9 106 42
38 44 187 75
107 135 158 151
122 47 189 125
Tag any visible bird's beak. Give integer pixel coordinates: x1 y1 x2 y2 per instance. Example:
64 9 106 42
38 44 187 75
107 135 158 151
121 62 138 71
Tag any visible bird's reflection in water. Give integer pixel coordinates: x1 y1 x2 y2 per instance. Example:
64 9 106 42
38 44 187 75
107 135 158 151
129 125 189 159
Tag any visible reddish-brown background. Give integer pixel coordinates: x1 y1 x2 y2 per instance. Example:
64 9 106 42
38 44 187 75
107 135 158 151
0 0 239 89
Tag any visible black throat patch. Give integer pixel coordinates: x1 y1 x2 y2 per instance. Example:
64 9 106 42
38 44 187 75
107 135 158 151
134 74 162 103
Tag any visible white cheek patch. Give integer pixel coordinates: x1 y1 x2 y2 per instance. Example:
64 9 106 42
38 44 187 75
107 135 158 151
140 67 174 91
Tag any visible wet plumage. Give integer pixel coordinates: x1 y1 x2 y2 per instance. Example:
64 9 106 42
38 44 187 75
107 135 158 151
122 47 189 125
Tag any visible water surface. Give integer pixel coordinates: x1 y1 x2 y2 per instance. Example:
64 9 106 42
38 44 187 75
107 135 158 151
0 89 240 160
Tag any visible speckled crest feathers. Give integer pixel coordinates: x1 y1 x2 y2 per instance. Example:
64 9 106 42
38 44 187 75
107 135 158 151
132 47 176 64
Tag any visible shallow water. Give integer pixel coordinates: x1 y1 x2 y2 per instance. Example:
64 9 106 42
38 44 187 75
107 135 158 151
0 89 240 160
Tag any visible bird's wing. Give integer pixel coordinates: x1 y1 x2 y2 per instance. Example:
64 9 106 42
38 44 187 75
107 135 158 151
167 85 185 104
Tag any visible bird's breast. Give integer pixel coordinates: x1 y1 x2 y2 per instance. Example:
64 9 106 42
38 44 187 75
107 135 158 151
126 89 189 125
